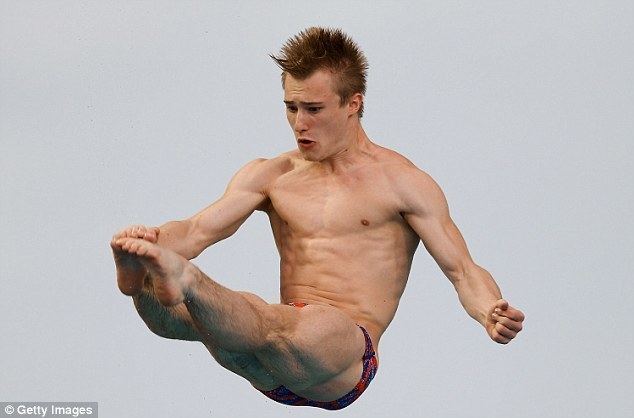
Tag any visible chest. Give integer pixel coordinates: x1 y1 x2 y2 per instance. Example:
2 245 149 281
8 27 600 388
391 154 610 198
268 169 399 235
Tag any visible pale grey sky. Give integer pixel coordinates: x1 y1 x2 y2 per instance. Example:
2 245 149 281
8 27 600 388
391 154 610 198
1 1 632 417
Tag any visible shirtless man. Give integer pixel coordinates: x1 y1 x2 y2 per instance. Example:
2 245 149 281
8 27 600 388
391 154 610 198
111 27 524 410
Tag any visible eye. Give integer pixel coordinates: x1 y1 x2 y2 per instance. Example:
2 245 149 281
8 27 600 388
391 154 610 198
308 107 322 113
286 105 298 113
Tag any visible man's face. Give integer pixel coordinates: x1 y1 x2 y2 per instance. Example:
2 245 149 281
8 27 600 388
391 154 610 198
283 70 353 161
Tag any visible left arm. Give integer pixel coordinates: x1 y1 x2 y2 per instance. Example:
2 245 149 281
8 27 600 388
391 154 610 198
396 166 524 343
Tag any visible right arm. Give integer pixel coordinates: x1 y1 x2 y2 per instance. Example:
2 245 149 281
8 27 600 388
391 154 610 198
157 158 274 259
116 158 280 340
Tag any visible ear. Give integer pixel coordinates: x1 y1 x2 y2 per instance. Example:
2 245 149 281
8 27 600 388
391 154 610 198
347 93 363 116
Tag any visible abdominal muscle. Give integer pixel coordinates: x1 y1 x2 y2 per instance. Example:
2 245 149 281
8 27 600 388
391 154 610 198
275 226 418 347
264 151 421 347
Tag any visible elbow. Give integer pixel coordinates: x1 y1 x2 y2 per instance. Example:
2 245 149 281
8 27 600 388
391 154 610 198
445 262 486 288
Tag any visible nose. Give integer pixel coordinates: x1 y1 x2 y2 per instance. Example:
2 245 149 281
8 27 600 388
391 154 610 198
294 109 308 133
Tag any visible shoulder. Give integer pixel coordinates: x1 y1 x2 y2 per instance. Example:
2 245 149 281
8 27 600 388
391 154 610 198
230 151 299 191
372 146 447 215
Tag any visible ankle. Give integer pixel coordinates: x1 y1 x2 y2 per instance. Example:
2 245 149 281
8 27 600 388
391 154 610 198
182 263 202 302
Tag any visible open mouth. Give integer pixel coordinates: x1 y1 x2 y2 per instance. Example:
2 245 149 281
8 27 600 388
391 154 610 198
298 139 315 145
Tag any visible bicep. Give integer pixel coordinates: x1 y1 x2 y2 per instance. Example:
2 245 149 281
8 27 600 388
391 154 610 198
400 171 474 281
406 211 473 281
189 159 270 247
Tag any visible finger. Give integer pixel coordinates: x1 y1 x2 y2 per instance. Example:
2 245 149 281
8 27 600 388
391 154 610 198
508 307 525 322
113 235 132 249
496 306 525 323
492 313 523 332
491 328 511 344
115 225 138 239
113 227 130 240
144 227 160 242
495 322 517 339
132 225 145 238
132 225 159 242
496 299 509 310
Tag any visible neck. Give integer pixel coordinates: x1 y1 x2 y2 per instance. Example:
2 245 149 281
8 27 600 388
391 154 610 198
319 124 373 174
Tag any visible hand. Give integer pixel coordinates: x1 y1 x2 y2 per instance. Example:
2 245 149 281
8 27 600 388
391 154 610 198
112 224 160 244
485 299 524 344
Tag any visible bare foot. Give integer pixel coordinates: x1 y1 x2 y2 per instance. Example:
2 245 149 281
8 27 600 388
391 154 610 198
111 225 160 295
112 242 147 296
113 237 196 306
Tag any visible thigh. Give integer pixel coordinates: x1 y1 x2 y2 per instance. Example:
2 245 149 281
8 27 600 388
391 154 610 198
255 303 367 396
201 292 280 388
200 292 366 398
204 344 279 389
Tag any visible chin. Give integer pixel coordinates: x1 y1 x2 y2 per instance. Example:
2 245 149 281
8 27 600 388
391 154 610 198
298 149 319 161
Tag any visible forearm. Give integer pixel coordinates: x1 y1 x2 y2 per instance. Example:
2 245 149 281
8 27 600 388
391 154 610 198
133 280 201 342
451 264 502 326
156 219 203 260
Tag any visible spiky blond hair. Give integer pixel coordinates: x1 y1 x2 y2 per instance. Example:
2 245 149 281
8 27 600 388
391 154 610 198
271 27 369 117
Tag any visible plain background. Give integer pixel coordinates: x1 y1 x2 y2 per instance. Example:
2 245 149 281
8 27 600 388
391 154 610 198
1 1 632 417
